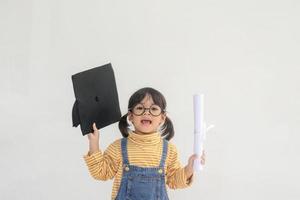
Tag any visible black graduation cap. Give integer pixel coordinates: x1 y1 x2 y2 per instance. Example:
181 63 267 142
71 63 122 136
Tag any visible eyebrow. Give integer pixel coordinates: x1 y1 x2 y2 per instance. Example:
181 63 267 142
140 102 156 104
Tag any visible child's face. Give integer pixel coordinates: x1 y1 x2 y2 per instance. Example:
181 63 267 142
128 95 166 134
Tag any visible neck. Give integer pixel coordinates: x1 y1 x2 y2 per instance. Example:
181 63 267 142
133 130 157 135
128 129 161 145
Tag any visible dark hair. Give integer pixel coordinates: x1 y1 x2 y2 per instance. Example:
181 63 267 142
118 87 174 140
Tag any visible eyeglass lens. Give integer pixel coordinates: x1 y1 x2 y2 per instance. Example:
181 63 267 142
132 104 162 116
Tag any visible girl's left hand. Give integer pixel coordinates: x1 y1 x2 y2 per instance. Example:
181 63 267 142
184 150 206 178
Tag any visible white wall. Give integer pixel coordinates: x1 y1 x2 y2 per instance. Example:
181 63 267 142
1 0 299 199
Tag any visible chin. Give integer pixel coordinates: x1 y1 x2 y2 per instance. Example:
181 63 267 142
136 128 156 134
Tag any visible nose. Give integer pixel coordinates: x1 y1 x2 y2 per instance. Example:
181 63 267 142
143 108 151 115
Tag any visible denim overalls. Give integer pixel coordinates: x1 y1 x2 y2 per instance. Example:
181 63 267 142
115 137 169 200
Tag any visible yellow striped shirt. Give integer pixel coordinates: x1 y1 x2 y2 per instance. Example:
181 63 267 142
83 131 193 200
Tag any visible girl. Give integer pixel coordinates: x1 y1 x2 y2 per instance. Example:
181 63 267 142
84 87 205 200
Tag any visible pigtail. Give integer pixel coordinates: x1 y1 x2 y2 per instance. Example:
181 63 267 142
118 113 129 138
160 116 174 141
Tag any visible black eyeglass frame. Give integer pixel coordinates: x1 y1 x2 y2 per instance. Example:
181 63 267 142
128 104 166 116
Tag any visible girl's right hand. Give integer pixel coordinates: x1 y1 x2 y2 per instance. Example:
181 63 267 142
87 122 100 154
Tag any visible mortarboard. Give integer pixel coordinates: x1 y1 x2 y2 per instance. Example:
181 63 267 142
71 63 122 136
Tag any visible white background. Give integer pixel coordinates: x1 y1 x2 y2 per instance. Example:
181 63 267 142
1 0 299 199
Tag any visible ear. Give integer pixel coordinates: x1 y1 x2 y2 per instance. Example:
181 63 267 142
160 113 166 125
128 111 133 122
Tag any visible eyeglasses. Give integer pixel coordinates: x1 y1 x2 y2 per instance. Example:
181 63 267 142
129 104 164 116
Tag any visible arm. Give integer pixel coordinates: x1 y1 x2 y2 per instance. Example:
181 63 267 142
83 123 121 181
83 140 121 181
166 143 194 189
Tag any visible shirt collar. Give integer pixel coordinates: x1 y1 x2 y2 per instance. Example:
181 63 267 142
128 130 162 145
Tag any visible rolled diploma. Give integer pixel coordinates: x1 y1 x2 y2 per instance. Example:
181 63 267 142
193 94 204 171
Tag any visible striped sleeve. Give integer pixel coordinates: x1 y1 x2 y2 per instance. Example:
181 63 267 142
166 143 194 189
83 139 121 181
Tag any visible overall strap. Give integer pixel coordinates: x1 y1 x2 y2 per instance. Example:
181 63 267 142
159 139 168 168
121 138 129 165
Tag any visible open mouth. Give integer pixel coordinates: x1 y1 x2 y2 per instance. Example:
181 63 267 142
141 119 152 125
